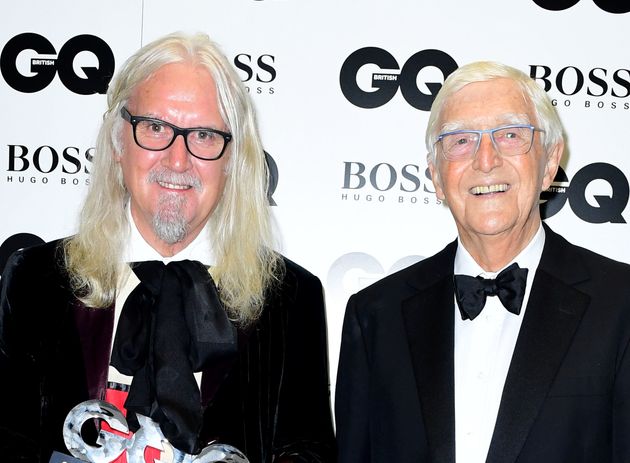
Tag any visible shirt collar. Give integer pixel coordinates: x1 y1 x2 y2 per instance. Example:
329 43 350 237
454 223 545 278
121 206 215 266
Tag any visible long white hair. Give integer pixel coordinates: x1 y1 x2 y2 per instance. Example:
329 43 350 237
64 32 283 325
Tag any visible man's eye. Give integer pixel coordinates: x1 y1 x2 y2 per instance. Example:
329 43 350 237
496 128 528 142
194 130 219 143
149 123 165 133
138 120 167 136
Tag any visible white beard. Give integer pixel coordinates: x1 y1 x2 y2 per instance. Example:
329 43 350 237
152 192 189 244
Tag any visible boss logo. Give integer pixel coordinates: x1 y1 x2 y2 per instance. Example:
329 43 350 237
7 144 94 175
1 33 114 94
234 54 276 95
342 161 433 193
340 161 442 205
530 65 630 99
234 54 276 83
339 47 458 110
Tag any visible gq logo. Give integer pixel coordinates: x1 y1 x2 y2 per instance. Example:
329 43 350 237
264 151 279 206
327 252 423 300
1 33 114 94
340 47 458 110
541 163 629 223
0 233 45 276
533 0 630 13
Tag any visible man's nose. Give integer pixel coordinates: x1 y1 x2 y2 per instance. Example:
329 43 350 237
163 134 192 172
472 133 502 172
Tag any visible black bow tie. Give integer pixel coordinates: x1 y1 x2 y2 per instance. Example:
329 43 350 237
454 262 528 321
110 260 237 454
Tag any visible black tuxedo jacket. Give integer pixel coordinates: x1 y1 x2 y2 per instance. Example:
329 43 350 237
336 224 630 463
0 240 335 463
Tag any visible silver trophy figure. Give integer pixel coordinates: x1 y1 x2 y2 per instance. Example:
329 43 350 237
63 400 249 463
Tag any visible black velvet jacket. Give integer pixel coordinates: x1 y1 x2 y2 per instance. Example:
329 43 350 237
0 240 336 462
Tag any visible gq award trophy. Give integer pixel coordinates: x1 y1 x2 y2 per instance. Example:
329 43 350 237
55 400 249 463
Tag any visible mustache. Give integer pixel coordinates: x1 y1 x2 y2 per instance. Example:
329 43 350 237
146 167 203 191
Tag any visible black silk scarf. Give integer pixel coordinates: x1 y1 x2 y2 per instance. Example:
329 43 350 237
110 260 237 454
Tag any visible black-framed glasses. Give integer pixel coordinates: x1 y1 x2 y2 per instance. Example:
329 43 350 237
120 107 232 161
435 124 545 162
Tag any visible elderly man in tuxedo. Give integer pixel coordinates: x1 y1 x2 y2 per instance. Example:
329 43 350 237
335 61 630 463
0 32 335 463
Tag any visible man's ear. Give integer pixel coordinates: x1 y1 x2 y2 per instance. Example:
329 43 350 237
542 140 564 191
428 154 445 200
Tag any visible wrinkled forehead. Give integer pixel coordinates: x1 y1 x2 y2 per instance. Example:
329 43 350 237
439 113 533 133
438 79 536 131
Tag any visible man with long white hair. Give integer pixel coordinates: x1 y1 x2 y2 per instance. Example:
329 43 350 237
336 61 630 463
0 32 335 462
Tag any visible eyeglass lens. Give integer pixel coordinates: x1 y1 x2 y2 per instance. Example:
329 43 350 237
440 126 535 160
134 119 226 159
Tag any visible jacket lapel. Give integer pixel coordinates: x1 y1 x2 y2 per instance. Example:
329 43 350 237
72 299 115 400
402 241 457 463
486 225 591 463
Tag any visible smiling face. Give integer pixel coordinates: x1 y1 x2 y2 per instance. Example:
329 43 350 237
117 62 230 256
428 78 563 258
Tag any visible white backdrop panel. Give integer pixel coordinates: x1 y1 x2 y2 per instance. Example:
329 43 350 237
2 0 629 405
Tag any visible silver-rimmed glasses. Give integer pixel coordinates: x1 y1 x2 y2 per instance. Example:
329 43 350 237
435 124 545 162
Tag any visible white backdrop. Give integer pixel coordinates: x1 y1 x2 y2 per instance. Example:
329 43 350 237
2 0 629 403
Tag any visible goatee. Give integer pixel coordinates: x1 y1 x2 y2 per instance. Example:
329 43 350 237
152 192 189 244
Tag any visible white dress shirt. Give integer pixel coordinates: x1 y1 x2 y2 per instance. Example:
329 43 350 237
108 210 215 386
454 225 545 463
